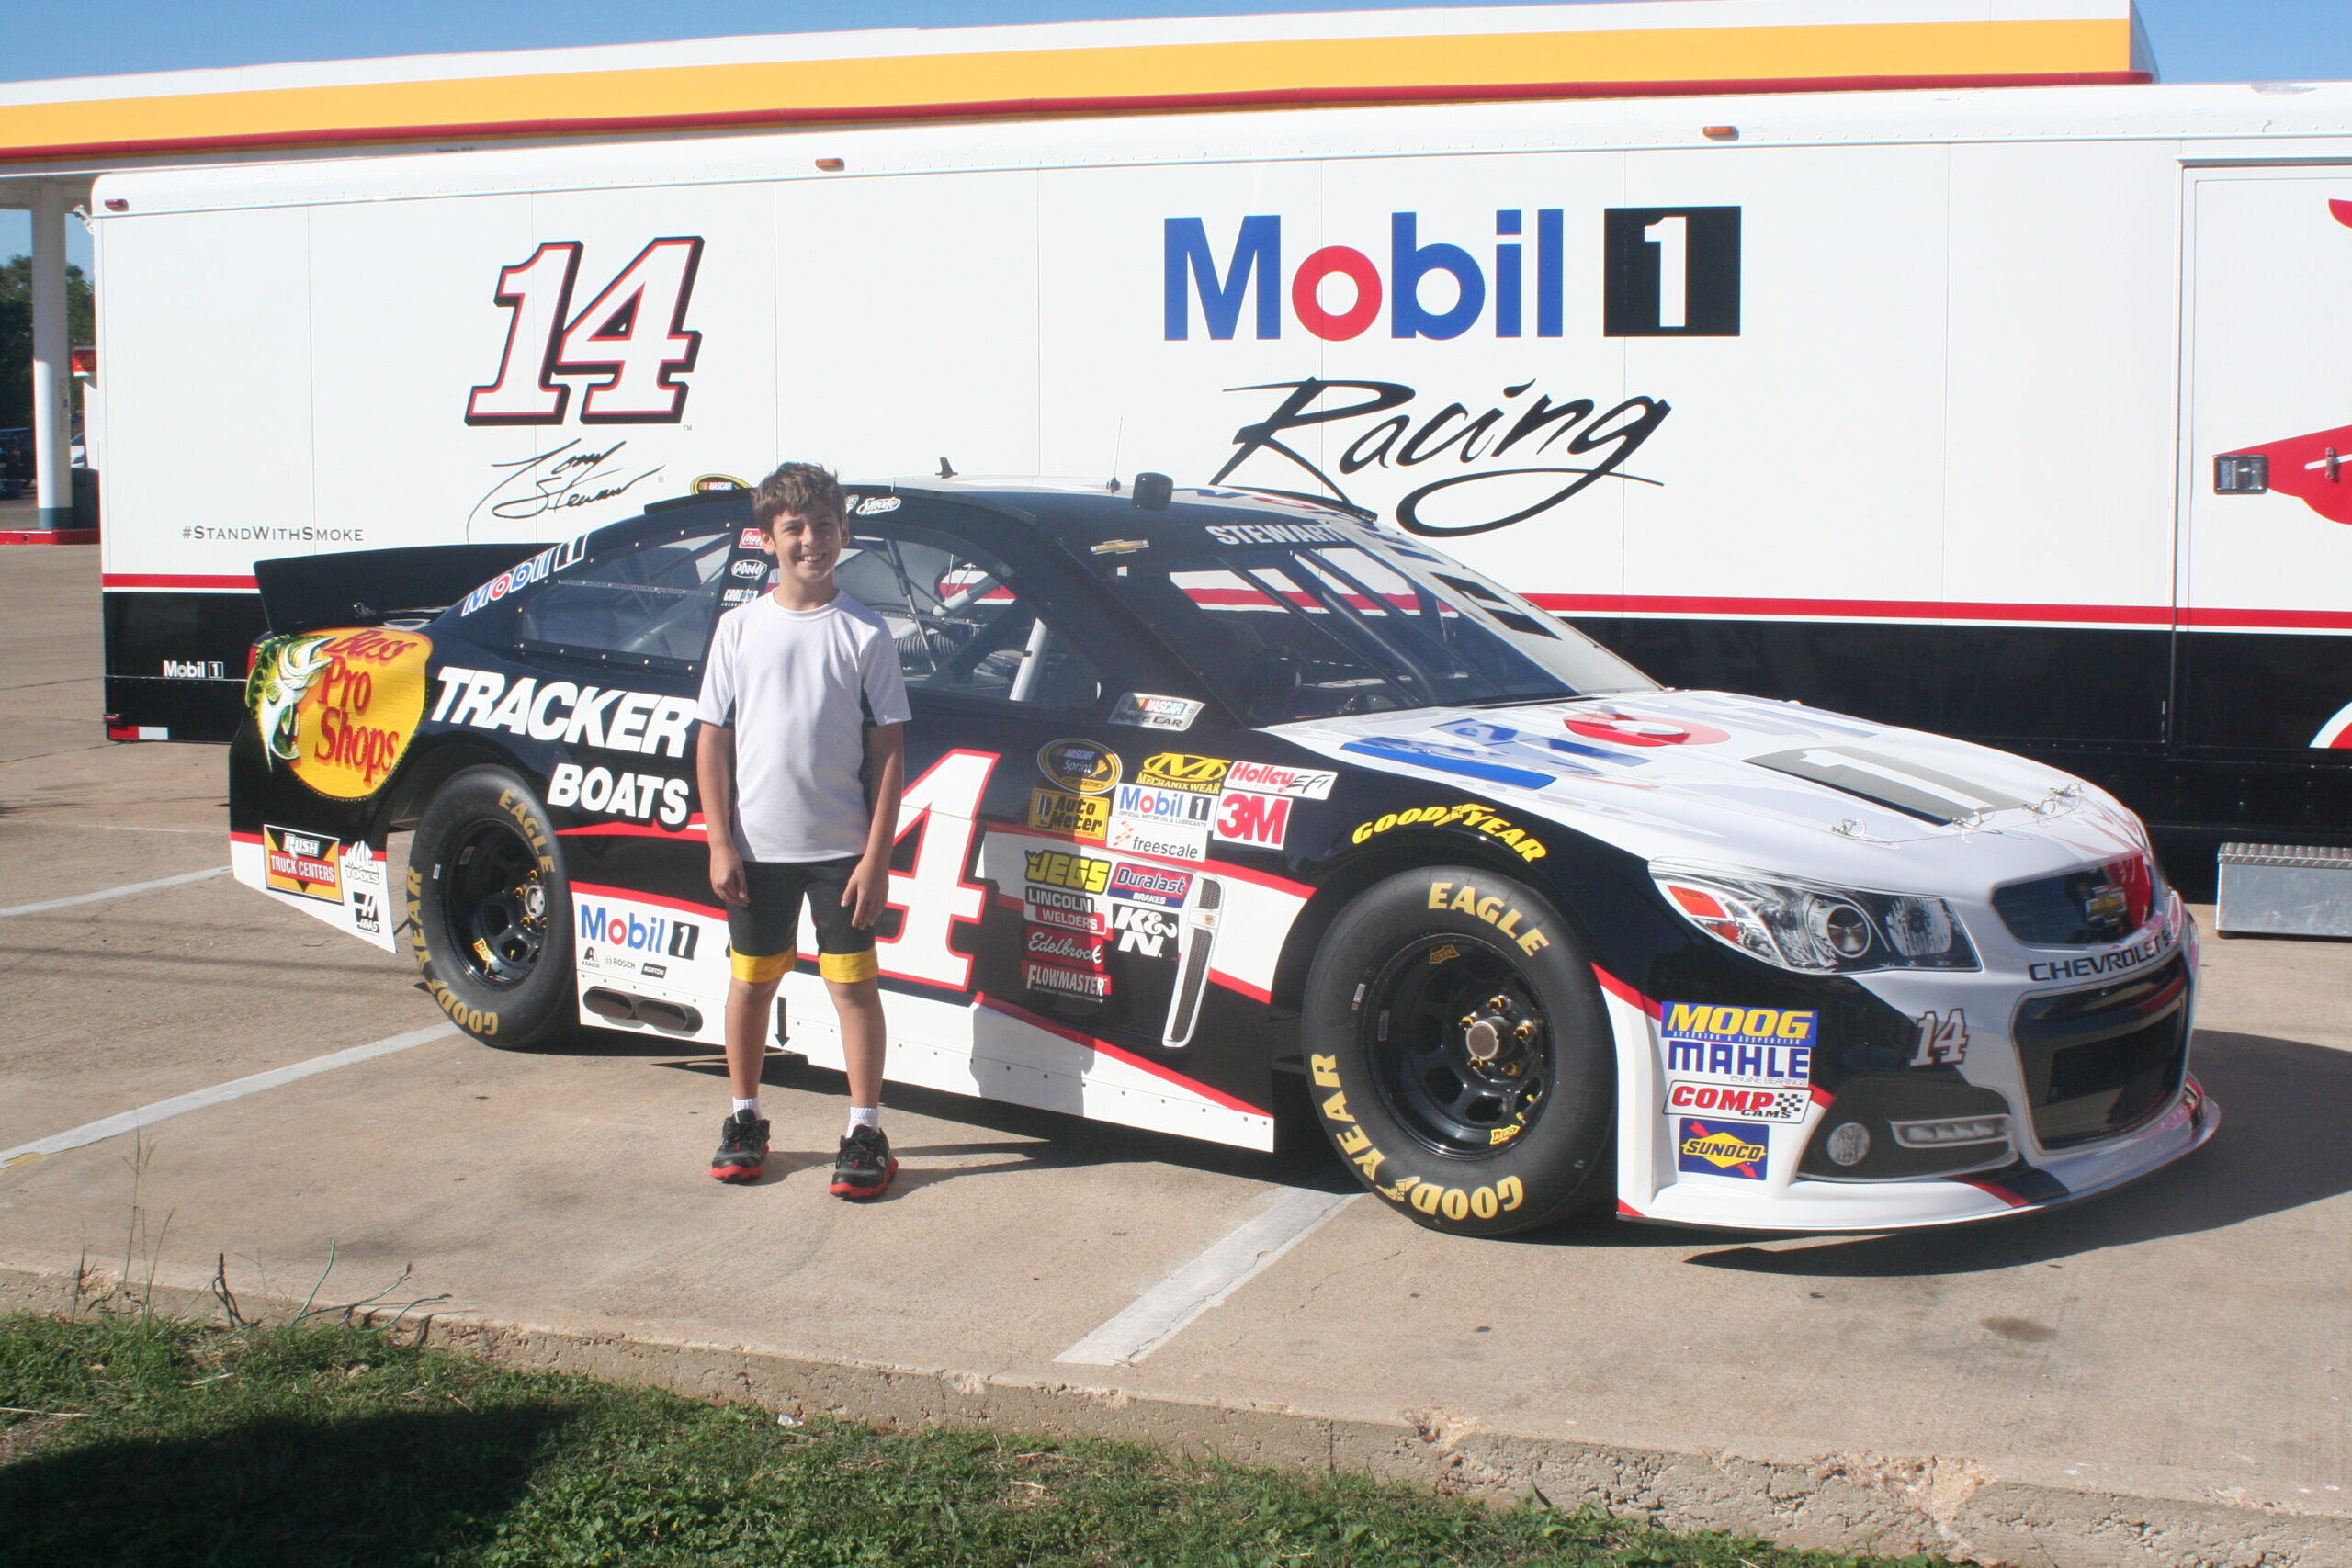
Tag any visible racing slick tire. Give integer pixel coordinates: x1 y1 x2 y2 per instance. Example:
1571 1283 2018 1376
1302 865 1614 1236
407 765 573 1051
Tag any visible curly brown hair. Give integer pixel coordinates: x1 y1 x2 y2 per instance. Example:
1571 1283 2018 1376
752 461 844 531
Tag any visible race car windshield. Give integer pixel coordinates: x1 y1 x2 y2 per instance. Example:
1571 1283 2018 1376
1093 538 1655 725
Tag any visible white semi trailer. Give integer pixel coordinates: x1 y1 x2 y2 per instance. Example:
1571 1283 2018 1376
85 77 2352 859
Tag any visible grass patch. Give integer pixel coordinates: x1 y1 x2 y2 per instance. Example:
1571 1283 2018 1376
0 1311 1959 1568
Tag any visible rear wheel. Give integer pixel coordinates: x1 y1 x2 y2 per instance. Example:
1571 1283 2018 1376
1302 865 1615 1235
407 765 572 1049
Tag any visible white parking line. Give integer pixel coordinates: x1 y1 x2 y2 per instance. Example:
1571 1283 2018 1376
1054 1187 1359 1367
0 1022 460 1170
0 865 230 919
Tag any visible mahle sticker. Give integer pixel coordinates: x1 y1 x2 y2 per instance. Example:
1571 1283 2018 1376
250 627 433 799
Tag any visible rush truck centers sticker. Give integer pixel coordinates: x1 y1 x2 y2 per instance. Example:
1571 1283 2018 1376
250 628 433 799
263 825 344 902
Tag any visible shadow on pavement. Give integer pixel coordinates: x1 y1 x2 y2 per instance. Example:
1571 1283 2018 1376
1678 1030 2352 1277
0 1404 570 1565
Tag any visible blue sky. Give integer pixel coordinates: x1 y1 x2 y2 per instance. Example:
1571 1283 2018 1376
7 0 2350 266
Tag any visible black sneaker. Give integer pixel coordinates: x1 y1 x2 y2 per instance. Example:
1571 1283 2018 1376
710 1111 770 1184
830 1124 898 1200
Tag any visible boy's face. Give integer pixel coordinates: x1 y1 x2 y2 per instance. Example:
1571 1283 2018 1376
763 508 844 586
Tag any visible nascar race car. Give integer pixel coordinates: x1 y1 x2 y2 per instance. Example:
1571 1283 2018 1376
229 478 2215 1236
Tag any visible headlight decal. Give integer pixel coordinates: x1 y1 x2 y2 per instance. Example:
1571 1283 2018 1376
1651 862 1979 975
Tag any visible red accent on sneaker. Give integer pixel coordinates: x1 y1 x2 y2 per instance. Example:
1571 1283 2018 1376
830 1157 898 1200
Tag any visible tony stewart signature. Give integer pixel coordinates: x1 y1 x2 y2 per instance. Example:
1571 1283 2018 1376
469 439 665 529
1210 377 1668 536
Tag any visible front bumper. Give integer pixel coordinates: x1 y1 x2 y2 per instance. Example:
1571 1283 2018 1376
1607 896 2217 1232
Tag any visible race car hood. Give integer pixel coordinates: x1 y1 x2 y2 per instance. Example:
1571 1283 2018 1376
1273 690 2153 895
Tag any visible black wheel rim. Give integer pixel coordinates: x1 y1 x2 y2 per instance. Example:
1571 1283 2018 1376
440 819 548 989
1362 933 1553 1158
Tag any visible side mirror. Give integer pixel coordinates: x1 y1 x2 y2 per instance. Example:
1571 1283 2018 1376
1132 472 1173 511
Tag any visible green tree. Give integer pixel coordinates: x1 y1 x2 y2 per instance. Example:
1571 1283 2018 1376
0 253 96 431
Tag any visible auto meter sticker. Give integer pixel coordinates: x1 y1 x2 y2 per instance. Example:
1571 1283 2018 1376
1136 753 1230 794
1561 708 1731 747
1030 788 1109 840
1666 1083 1810 1124
1678 1118 1770 1179
1350 803 1548 862
263 825 344 902
1111 693 1204 731
1037 738 1122 795
250 627 433 799
1659 1003 1815 1087
1224 760 1338 799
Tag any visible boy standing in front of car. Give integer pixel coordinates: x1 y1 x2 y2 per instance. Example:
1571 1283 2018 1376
696 462 910 1196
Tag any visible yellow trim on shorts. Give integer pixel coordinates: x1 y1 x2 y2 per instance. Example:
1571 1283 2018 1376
729 947 793 984
818 950 879 984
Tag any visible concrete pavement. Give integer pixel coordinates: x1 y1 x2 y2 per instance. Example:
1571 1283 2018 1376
2 543 2346 1567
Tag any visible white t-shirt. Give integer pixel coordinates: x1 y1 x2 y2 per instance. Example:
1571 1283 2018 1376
695 592 913 863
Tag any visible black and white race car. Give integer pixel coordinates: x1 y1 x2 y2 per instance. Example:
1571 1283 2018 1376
229 478 2214 1236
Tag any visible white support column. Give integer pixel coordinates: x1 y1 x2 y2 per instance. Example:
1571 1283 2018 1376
31 181 74 532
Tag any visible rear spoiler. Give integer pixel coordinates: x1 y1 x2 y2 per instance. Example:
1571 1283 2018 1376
254 544 539 634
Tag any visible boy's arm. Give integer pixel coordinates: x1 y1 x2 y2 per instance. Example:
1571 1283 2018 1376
697 721 749 908
843 721 905 929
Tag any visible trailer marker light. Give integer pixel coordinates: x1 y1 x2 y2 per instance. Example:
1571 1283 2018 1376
1702 126 1739 141
104 198 128 211
814 157 846 172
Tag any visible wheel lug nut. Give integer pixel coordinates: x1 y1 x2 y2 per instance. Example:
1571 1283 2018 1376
1458 1013 1478 1032
1514 1021 1537 1044
1487 995 1510 1014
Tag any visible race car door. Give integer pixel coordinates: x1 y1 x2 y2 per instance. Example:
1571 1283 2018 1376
815 500 1274 1148
2180 168 2352 764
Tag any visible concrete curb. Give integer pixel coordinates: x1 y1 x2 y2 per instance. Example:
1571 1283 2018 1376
5 1262 2341 1568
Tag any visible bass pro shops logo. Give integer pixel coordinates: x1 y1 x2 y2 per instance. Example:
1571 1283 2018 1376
1165 207 1740 536
248 628 433 799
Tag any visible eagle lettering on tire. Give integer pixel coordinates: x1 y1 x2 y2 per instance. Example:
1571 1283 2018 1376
1303 865 1614 1235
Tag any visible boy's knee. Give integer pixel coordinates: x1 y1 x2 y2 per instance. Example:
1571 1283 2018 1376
816 950 878 986
729 948 793 990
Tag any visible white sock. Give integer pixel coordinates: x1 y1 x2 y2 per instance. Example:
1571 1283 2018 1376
846 1106 880 1135
733 1097 762 1120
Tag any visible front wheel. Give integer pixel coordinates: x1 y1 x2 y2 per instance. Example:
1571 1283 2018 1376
1301 865 1615 1235
407 764 573 1049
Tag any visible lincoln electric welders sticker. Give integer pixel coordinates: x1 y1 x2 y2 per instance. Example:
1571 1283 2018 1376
1658 1002 1815 1088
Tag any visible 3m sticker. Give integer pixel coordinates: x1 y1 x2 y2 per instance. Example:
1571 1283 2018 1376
1213 789 1293 849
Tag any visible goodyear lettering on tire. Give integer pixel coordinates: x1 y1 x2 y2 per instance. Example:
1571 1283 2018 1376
406 866 501 1037
1309 1052 1522 1224
1350 803 1547 862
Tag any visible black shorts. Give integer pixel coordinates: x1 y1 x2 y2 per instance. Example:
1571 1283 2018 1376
727 856 877 985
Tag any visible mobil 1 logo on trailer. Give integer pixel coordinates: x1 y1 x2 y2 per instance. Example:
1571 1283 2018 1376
1603 209 1741 337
